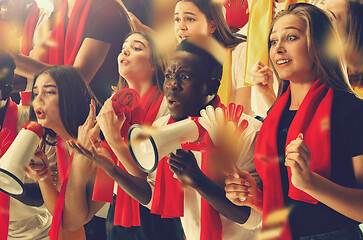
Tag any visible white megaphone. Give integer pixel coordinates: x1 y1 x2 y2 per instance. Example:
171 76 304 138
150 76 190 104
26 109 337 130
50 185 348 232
128 117 206 173
0 121 43 196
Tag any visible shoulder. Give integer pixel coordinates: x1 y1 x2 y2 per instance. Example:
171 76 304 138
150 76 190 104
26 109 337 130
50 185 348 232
332 90 363 121
231 41 247 58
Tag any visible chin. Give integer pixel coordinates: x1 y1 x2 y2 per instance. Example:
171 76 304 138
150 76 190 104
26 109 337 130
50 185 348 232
170 113 188 122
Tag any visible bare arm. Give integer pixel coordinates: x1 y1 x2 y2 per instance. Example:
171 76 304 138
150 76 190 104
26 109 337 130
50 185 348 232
234 87 252 115
286 135 363 222
96 99 147 179
67 139 152 206
12 38 110 89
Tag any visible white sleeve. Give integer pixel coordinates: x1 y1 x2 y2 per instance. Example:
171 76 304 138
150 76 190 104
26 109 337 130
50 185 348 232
235 114 263 229
231 42 247 90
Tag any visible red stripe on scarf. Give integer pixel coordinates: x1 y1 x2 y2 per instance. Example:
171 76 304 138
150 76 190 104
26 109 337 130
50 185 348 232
254 79 333 239
93 86 164 227
0 100 19 240
20 3 40 106
151 96 224 240
48 137 74 239
48 0 92 65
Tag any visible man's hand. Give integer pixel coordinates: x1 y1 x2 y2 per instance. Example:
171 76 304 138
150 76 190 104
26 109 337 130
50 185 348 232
168 149 203 188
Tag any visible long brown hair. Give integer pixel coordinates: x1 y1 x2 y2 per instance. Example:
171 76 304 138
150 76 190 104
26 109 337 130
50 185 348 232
269 3 354 97
176 0 244 48
117 31 166 91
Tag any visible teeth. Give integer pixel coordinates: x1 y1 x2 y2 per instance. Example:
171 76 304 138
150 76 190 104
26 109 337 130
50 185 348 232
277 59 291 65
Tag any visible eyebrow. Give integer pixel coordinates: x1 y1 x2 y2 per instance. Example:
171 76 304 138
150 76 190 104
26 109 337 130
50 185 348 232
271 26 303 34
33 84 57 90
132 40 146 48
175 11 197 16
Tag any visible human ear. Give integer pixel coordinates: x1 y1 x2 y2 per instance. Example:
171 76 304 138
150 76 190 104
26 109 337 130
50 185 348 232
209 20 217 34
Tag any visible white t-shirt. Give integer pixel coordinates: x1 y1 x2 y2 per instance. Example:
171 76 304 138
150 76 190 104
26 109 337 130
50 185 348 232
146 112 262 240
8 105 54 239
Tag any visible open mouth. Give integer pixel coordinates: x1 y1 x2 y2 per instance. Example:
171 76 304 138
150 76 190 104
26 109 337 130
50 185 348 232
167 96 181 107
35 109 45 119
276 59 292 65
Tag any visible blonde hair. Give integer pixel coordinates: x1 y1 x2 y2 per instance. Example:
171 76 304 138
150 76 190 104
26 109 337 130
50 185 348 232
269 3 354 96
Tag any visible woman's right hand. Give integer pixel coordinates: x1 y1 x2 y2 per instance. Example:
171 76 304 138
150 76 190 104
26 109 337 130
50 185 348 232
96 98 125 145
225 169 263 213
25 151 51 182
248 61 275 95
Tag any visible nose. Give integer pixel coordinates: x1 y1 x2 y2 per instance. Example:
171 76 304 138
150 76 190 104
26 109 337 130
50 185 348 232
121 48 130 56
33 94 44 106
275 41 286 54
177 20 187 31
165 77 181 91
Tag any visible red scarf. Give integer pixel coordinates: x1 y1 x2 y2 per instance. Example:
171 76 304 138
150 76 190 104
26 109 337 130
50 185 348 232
0 100 18 240
20 3 40 106
151 96 223 240
254 79 333 240
48 137 74 239
93 86 164 227
48 0 91 65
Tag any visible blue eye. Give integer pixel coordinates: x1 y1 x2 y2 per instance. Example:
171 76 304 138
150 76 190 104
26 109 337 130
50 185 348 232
287 35 297 41
186 17 195 22
165 73 172 79
270 39 277 46
174 17 180 23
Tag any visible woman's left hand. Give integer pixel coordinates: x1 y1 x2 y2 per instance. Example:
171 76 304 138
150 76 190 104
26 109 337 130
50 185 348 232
77 99 100 149
285 133 313 190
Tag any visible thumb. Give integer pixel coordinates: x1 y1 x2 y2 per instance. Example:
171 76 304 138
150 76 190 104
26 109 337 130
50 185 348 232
297 133 304 140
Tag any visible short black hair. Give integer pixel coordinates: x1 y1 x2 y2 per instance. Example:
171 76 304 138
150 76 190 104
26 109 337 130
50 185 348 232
175 39 223 95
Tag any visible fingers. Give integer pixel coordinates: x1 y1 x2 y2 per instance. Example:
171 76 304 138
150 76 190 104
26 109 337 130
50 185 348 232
85 99 96 125
34 151 49 168
286 134 311 162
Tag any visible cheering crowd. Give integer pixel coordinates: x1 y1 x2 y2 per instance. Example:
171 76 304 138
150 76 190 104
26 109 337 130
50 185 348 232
0 0 362 239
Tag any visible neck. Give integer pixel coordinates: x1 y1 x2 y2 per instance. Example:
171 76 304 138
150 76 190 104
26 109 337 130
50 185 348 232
289 81 315 110
126 76 154 97
54 126 74 143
